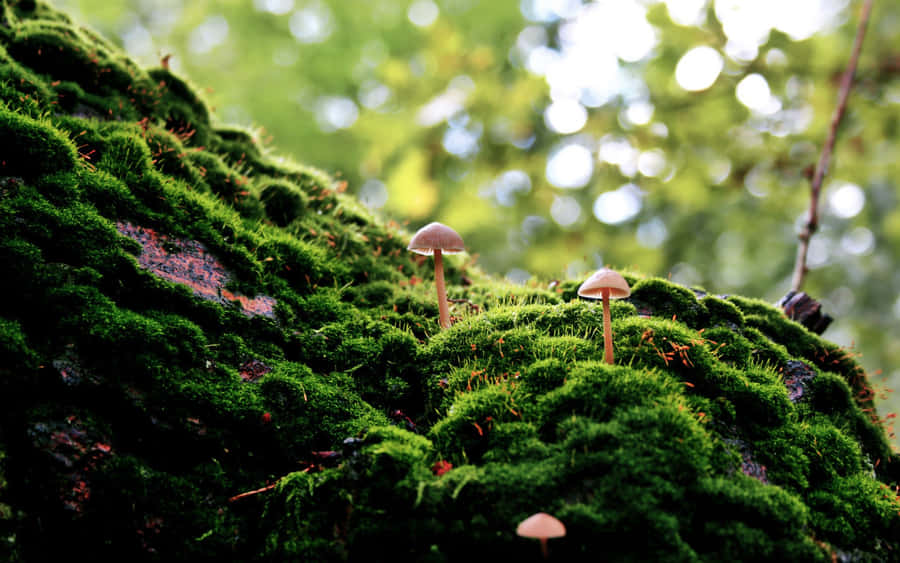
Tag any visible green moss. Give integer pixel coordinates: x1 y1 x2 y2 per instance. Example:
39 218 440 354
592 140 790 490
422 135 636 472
209 125 263 167
702 326 753 368
691 476 825 562
480 421 547 463
536 363 678 430
746 311 863 387
8 19 138 95
629 277 709 328
0 317 38 379
0 104 78 176
259 178 309 226
259 363 389 453
148 67 210 127
0 45 53 105
142 125 207 187
179 150 222 188
430 385 522 461
520 357 568 394
614 317 720 383
725 367 792 429
77 168 141 217
726 294 782 317
456 282 563 309
802 420 864 484
0 1 897 560
343 279 397 307
256 230 342 292
807 474 900 550
95 129 154 179
742 326 793 367
701 294 745 328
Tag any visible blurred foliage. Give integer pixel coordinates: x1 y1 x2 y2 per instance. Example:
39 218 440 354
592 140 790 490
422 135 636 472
49 0 900 416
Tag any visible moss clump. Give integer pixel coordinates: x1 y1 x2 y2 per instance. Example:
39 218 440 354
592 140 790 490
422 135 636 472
629 277 709 328
259 178 309 226
147 67 211 129
0 104 78 176
0 1 898 561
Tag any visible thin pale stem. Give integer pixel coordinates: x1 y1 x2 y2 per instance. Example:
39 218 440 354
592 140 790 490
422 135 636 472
603 288 613 364
791 0 874 292
434 249 451 329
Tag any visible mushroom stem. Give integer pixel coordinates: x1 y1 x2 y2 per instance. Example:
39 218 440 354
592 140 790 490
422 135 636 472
540 537 549 559
433 249 451 329
602 287 613 364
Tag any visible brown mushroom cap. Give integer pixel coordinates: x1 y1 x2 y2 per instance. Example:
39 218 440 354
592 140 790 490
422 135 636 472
516 512 566 539
577 268 631 299
407 222 465 255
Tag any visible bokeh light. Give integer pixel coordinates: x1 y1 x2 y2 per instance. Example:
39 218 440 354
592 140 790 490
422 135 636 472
637 149 667 178
664 0 708 26
735 73 781 115
254 0 294 15
408 1 439 27
636 217 668 248
289 1 333 43
544 99 588 134
359 179 389 209
188 15 228 55
828 182 865 218
483 170 532 207
593 184 643 225
675 46 724 92
550 195 582 227
315 96 359 132
546 143 593 188
840 226 875 256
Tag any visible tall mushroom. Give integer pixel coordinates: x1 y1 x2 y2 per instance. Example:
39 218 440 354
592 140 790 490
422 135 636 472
516 512 566 559
408 222 465 329
578 268 631 364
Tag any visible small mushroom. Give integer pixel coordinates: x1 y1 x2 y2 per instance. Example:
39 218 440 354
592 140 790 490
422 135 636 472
516 512 566 559
578 268 631 364
408 222 465 329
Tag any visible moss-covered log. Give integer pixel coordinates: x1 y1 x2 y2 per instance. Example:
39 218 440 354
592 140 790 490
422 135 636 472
0 1 898 561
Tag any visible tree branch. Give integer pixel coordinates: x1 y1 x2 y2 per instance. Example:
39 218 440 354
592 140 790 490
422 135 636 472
791 0 875 292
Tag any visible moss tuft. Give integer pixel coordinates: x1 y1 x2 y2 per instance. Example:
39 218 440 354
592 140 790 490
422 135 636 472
259 178 309 226
0 104 78 176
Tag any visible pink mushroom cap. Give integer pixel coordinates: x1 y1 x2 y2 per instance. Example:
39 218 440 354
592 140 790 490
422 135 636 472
516 512 566 540
407 222 465 255
577 268 631 299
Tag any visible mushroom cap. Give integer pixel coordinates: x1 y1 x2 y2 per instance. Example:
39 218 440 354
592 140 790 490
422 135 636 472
407 222 465 255
577 268 631 299
516 512 566 539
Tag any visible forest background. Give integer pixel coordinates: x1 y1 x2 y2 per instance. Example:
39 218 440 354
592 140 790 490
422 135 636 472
47 0 900 435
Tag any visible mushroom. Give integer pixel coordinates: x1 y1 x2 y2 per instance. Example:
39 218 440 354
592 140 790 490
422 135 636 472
407 222 465 329
516 512 566 559
578 268 631 364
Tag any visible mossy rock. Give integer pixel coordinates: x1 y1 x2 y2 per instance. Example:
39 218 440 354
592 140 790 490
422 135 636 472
0 1 898 561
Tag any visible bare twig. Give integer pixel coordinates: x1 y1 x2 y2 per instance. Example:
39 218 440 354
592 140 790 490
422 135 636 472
228 480 282 503
791 0 875 292
227 460 328 503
